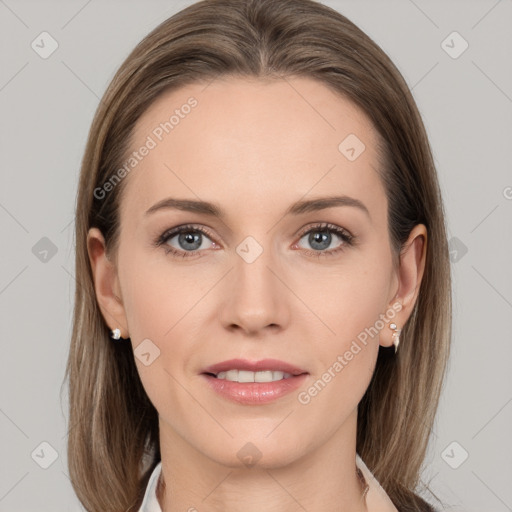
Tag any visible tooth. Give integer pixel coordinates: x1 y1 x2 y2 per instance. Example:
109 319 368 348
226 369 238 381
238 370 255 383
254 371 273 382
272 371 284 380
214 369 295 382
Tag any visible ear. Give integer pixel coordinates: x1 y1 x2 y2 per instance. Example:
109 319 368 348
87 227 129 338
381 224 427 348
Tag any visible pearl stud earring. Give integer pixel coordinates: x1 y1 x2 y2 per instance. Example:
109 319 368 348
110 328 126 341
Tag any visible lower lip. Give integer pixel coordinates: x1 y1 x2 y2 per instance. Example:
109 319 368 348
201 373 309 404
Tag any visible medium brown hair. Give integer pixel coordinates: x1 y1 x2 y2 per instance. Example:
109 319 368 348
63 1 452 510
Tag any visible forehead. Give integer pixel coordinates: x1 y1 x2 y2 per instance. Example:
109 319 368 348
121 76 385 222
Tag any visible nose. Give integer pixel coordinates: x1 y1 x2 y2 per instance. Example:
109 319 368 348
219 238 290 336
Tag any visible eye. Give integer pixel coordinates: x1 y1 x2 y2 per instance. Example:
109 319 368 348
294 223 354 258
155 222 355 259
155 224 218 258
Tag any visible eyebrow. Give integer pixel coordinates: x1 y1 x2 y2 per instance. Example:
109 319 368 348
144 195 370 220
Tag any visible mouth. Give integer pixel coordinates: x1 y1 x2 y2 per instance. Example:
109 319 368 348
205 369 296 382
201 358 308 379
200 358 309 404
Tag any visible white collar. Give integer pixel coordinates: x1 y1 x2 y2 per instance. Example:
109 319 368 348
138 461 163 512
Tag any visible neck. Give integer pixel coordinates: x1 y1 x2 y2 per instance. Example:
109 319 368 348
156 410 368 512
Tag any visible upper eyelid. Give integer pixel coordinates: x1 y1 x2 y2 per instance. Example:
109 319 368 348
297 223 352 238
164 224 216 241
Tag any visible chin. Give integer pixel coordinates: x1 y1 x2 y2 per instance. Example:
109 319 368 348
197 432 308 470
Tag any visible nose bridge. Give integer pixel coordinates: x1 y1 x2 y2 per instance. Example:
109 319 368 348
222 233 288 333
235 235 274 291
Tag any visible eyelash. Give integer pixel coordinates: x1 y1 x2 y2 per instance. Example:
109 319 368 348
154 222 355 259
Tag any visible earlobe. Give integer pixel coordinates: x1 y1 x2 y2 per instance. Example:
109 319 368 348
87 227 129 338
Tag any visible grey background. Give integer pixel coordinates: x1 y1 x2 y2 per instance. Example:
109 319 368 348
0 0 511 510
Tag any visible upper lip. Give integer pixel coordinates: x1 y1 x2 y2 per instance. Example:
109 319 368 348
202 358 308 376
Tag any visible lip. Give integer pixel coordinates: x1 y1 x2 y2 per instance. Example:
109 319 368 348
201 373 309 404
201 358 309 405
202 358 307 376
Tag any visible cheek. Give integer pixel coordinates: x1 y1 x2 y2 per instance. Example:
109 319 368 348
295 266 386 425
117 242 195 339
300 258 391 343
120 254 195 412
117 247 211 384
298 253 391 396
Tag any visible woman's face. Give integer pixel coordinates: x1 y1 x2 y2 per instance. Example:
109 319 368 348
89 76 425 468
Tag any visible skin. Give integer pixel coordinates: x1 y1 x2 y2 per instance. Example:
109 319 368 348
88 76 426 512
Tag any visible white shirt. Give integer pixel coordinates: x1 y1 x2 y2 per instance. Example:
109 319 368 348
138 453 398 511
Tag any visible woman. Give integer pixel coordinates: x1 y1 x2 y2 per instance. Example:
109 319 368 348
64 0 451 510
